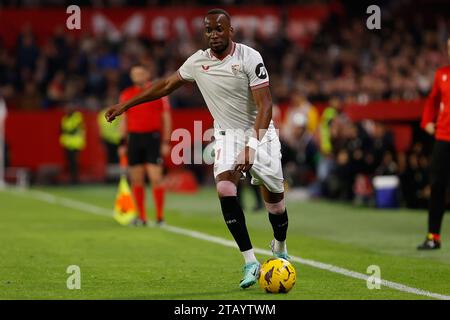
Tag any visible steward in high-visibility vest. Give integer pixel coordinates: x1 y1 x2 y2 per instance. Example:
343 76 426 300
60 110 86 151
60 109 85 184
97 107 121 164
98 108 121 146
319 106 337 156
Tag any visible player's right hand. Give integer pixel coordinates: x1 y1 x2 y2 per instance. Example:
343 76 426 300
234 146 255 173
425 122 435 136
105 104 124 122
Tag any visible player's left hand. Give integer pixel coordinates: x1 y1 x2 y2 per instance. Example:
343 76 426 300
234 146 256 173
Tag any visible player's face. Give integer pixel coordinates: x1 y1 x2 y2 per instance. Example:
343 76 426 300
204 14 232 54
130 67 150 86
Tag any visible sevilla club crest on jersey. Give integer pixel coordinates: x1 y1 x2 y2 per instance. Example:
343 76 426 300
231 64 241 76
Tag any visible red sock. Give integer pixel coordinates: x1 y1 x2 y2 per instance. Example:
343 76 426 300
132 185 146 222
153 186 165 222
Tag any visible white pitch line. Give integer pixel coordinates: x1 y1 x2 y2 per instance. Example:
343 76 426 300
4 188 450 300
163 225 450 300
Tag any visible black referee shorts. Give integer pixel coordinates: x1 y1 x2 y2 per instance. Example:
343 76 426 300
430 140 450 188
127 132 163 166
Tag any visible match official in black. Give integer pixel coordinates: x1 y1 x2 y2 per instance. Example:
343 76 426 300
417 38 450 250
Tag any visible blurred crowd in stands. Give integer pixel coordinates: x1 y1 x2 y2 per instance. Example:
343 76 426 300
277 94 433 208
1 0 448 208
1 3 448 111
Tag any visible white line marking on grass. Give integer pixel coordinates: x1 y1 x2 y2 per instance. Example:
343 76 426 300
5 188 450 300
163 225 450 300
21 189 112 217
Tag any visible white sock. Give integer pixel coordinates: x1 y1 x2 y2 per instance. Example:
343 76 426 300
242 249 258 264
273 240 287 253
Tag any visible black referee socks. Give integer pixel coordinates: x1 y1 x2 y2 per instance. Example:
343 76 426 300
219 196 253 252
268 210 288 242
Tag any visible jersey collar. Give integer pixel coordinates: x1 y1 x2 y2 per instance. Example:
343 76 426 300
209 41 236 61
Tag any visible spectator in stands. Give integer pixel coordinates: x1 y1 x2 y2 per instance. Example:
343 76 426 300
284 91 319 135
46 71 66 108
16 82 42 110
366 121 396 172
16 26 39 72
400 148 430 209
325 122 371 200
281 113 319 187
375 150 398 176
314 95 348 196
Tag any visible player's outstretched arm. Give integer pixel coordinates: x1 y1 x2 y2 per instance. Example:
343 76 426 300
105 72 185 122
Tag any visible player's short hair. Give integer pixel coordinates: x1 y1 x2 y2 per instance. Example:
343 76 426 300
206 8 231 23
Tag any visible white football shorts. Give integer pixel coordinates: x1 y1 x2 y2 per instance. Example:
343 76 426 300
213 128 284 193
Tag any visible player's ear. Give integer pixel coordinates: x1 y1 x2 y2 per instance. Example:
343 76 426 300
229 26 234 35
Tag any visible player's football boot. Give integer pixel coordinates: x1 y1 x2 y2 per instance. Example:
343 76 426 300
239 262 260 289
417 234 441 250
270 239 291 260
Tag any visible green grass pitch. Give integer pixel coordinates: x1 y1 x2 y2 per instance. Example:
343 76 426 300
1 185 449 300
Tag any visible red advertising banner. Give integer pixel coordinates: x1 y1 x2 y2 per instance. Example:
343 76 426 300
0 6 332 49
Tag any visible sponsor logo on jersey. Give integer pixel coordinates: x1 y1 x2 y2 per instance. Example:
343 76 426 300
255 63 267 79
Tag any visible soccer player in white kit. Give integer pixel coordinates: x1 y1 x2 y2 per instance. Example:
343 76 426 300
106 8 290 289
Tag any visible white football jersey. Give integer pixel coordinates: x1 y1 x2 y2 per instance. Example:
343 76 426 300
177 42 275 133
